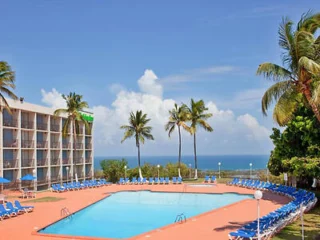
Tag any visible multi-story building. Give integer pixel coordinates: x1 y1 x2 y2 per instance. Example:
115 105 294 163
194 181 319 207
0 99 94 191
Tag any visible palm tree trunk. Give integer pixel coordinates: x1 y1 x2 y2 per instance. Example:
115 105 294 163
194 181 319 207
73 119 78 182
303 86 320 122
193 133 198 179
137 142 143 179
178 125 182 178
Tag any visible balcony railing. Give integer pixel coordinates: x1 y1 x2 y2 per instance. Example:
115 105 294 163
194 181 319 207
21 120 34 129
73 143 83 149
51 158 60 166
62 159 71 165
85 157 91 163
76 129 84 135
37 177 49 185
51 142 60 148
51 176 61 183
21 140 34 148
62 142 70 149
85 173 92 178
37 123 47 131
85 143 92 149
3 159 18 169
3 118 18 128
37 141 48 148
21 159 34 168
37 159 48 167
74 157 83 164
3 139 18 148
50 124 60 132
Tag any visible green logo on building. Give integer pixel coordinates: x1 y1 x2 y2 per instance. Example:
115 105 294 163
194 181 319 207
80 112 94 122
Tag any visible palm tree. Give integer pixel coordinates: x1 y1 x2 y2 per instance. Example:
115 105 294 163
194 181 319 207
0 61 18 112
165 103 189 178
257 12 320 126
186 99 213 179
54 92 90 180
120 110 154 179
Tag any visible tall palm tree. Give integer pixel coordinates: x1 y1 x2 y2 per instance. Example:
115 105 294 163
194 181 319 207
186 99 213 179
0 61 18 113
120 110 154 179
54 92 90 180
257 12 320 126
165 103 189 178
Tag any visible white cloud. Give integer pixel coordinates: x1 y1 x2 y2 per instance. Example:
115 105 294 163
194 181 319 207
109 83 125 94
137 69 163 97
40 88 66 109
40 69 272 156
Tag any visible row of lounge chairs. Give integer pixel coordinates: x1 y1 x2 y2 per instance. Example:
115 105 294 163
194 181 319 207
118 177 183 185
204 175 217 183
51 179 111 192
0 201 34 220
227 178 318 240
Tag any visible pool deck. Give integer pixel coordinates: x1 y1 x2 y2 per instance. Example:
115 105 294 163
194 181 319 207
0 183 290 240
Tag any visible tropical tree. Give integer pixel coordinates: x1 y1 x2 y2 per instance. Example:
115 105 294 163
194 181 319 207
165 103 189 178
0 61 18 112
257 11 320 126
186 99 213 179
120 110 154 179
54 92 90 180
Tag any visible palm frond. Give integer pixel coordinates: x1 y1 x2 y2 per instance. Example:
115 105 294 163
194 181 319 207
257 63 293 81
54 108 68 116
298 56 320 75
61 118 71 138
121 129 135 143
278 17 294 52
297 11 320 34
261 80 293 115
197 119 213 132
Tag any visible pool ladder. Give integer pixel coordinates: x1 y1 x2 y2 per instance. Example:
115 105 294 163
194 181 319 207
175 213 186 224
61 207 72 219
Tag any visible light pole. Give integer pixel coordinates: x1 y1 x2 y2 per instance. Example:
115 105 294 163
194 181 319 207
254 190 263 240
66 166 69 183
32 169 36 191
189 164 192 179
249 163 253 179
124 165 127 179
218 162 221 179
266 165 269 182
157 164 160 179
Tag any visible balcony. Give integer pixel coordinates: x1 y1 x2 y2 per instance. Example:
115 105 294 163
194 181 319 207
62 142 70 149
51 158 60 166
37 141 48 148
37 159 48 167
62 158 71 165
37 123 48 131
85 173 92 178
21 159 34 168
85 143 92 149
21 140 34 148
3 159 18 169
3 118 18 128
85 157 91 163
74 157 83 164
76 129 84 135
51 142 60 149
37 177 49 185
3 139 18 148
21 120 34 129
73 143 83 149
50 124 60 132
51 176 61 183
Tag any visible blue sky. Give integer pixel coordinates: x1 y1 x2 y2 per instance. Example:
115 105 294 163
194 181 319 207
1 1 320 156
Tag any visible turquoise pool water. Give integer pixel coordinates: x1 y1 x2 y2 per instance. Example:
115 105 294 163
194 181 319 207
39 191 252 239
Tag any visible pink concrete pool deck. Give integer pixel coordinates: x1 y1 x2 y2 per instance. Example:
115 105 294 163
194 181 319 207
0 184 290 240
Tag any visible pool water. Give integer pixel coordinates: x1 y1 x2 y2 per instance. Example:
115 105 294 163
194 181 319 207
39 191 252 239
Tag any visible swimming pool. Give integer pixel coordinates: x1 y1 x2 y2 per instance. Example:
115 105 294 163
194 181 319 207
39 191 252 239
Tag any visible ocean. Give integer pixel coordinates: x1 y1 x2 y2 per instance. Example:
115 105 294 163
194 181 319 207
94 155 269 171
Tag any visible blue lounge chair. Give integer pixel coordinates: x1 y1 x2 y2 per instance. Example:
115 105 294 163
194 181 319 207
6 202 24 215
159 177 164 184
154 178 159 184
177 177 183 184
131 177 138 184
118 178 125 184
14 200 34 213
211 176 216 183
204 176 210 183
142 178 147 184
172 177 177 184
0 204 17 217
148 177 154 184
165 177 170 184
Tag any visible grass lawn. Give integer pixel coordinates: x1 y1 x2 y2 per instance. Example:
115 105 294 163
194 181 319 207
273 204 320 240
22 197 65 203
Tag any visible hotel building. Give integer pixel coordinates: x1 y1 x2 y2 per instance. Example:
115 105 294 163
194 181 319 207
0 99 94 191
